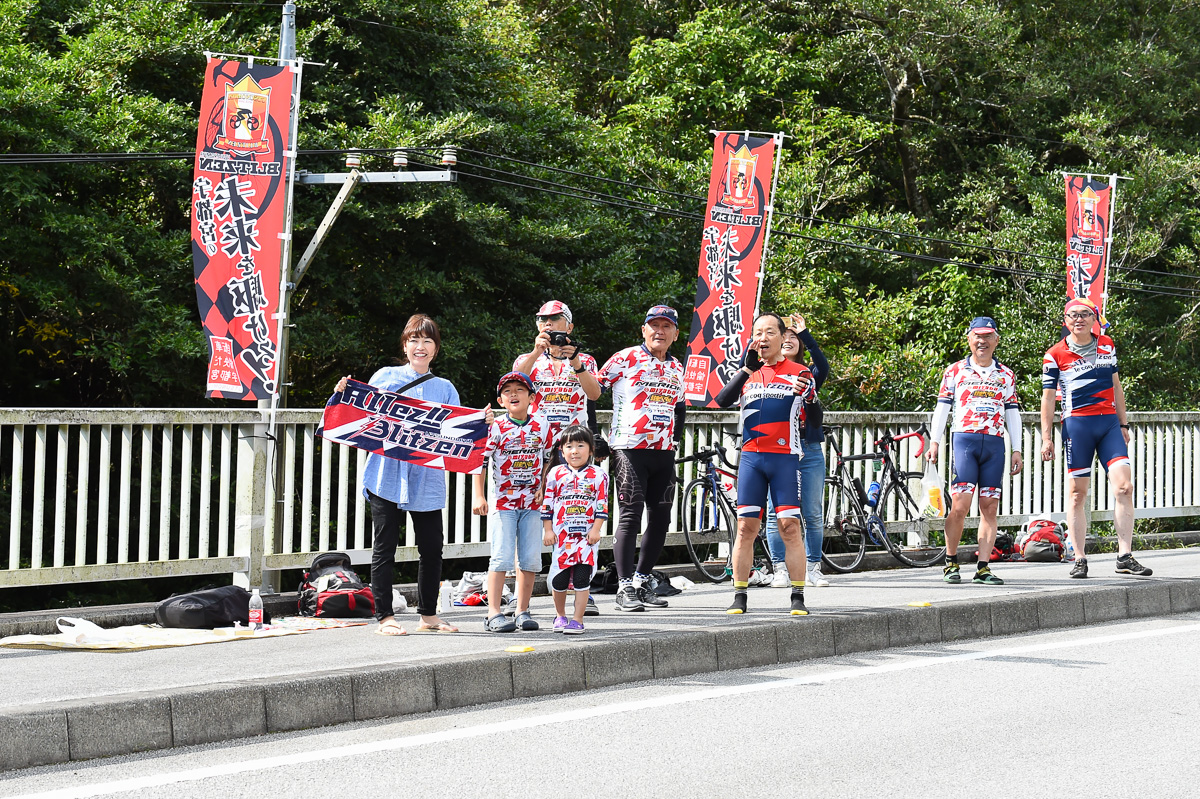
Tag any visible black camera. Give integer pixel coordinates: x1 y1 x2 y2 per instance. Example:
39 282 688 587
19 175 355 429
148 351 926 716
548 331 572 347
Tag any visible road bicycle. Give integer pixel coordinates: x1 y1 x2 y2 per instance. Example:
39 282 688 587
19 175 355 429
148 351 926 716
675 441 775 583
820 423 947 571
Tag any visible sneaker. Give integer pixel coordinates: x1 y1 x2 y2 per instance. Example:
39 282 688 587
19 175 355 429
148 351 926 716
637 586 669 609
562 619 585 635
769 563 790 588
1069 558 1088 579
943 561 961 584
552 615 569 632
485 613 517 633
726 592 748 615
614 585 645 612
513 611 539 631
972 566 1004 585
1115 555 1153 576
790 593 809 616
584 596 600 617
806 562 830 588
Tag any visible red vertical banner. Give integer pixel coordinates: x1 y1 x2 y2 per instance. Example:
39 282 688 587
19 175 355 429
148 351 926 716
191 59 295 400
1065 175 1112 323
682 133 777 408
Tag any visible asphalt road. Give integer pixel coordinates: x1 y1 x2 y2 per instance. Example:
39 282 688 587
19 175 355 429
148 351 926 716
4 612 1199 799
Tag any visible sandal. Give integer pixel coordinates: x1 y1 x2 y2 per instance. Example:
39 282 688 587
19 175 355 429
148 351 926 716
374 618 408 636
415 618 459 633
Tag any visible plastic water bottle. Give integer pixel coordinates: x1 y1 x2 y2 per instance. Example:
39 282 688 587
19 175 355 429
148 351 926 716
248 588 264 631
866 481 881 508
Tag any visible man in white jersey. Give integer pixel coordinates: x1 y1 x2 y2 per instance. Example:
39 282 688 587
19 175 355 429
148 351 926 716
927 316 1023 585
597 305 687 612
513 300 602 445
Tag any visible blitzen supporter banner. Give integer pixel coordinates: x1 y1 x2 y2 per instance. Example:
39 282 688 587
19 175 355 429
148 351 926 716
317 380 488 474
191 58 296 400
1065 175 1113 320
683 133 777 407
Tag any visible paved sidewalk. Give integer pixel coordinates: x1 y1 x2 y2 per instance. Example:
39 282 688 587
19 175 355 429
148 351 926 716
2 548 1199 771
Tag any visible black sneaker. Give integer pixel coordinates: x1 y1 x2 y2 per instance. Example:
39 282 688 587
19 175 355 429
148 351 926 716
790 592 809 616
584 596 600 617
973 566 1004 585
726 592 748 615
1115 555 1153 576
1069 558 1088 579
637 586 669 609
614 586 645 612
943 562 961 584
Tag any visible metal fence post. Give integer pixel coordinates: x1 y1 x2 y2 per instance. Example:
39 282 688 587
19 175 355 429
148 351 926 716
233 421 268 589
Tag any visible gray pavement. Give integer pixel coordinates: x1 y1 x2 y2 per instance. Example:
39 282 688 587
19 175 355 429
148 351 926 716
2 547 1199 772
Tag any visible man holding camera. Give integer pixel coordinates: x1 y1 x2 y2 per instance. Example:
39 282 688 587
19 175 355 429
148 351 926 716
513 301 603 446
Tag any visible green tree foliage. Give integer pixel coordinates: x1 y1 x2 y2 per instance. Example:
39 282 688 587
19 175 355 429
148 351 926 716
1 0 1197 412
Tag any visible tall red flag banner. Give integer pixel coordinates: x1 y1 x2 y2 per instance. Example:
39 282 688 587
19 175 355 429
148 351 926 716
1064 175 1112 320
191 59 295 400
683 133 777 408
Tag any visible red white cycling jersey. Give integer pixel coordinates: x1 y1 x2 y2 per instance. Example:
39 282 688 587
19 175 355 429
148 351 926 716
739 359 816 455
597 345 685 450
481 414 552 511
512 351 598 443
936 358 1020 437
1042 335 1119 418
541 464 609 574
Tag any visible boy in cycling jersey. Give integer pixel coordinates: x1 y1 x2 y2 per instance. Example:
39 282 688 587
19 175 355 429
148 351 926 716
926 317 1023 585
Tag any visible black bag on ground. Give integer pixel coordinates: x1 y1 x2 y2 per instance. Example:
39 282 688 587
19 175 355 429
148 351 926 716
297 551 376 617
590 562 620 594
155 585 269 629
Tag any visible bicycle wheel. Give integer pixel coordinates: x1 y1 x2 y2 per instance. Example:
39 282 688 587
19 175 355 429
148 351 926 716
878 473 946 567
819 478 868 574
681 477 734 583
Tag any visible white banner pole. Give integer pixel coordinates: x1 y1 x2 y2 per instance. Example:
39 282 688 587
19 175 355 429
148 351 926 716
1102 172 1118 323
753 131 786 318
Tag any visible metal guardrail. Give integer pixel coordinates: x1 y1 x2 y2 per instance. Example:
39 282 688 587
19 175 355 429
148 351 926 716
2 408 1198 590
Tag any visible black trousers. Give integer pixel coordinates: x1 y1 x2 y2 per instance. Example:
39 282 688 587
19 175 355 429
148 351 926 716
367 491 444 618
611 449 676 580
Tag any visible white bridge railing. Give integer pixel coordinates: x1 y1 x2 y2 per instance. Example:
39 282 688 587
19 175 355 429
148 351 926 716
2 409 1197 590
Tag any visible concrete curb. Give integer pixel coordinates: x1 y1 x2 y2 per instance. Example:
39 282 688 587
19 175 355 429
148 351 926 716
2 576 1197 772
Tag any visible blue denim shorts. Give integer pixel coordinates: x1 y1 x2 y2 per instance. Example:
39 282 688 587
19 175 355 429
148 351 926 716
488 508 544 573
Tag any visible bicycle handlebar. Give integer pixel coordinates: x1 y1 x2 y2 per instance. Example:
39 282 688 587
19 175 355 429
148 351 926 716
873 424 929 459
675 443 737 469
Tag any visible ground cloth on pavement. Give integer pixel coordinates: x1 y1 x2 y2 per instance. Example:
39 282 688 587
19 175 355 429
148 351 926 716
0 615 367 651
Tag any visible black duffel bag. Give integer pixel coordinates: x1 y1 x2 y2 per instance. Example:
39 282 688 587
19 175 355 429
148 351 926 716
155 585 271 629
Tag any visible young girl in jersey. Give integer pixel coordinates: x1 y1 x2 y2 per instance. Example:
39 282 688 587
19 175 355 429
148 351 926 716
541 425 609 635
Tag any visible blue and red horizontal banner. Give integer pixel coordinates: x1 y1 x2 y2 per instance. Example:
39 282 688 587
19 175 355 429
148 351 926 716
317 379 488 474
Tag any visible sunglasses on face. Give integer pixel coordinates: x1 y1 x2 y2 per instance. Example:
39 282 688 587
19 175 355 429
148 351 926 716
1065 312 1096 321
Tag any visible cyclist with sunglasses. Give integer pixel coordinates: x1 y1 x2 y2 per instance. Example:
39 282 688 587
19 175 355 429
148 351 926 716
1040 297 1150 578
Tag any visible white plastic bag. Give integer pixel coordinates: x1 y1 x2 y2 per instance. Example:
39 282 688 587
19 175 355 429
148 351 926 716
921 464 947 518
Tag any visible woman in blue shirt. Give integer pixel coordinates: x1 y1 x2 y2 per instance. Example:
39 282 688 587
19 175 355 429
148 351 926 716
336 314 461 635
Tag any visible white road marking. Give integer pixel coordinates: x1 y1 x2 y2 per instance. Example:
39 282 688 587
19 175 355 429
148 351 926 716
13 621 1200 798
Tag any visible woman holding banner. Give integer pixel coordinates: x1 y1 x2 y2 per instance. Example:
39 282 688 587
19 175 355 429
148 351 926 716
335 314 461 635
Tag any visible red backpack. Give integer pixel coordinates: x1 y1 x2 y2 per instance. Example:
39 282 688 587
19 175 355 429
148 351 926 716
1019 518 1066 562
297 552 376 617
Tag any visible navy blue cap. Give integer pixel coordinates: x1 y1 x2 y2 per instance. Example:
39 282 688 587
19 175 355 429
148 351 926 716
966 316 999 335
496 371 535 396
644 305 679 326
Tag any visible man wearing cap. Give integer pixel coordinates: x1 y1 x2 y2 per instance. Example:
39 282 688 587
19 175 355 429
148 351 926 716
597 305 687 611
1041 297 1150 578
926 316 1023 585
514 301 603 446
